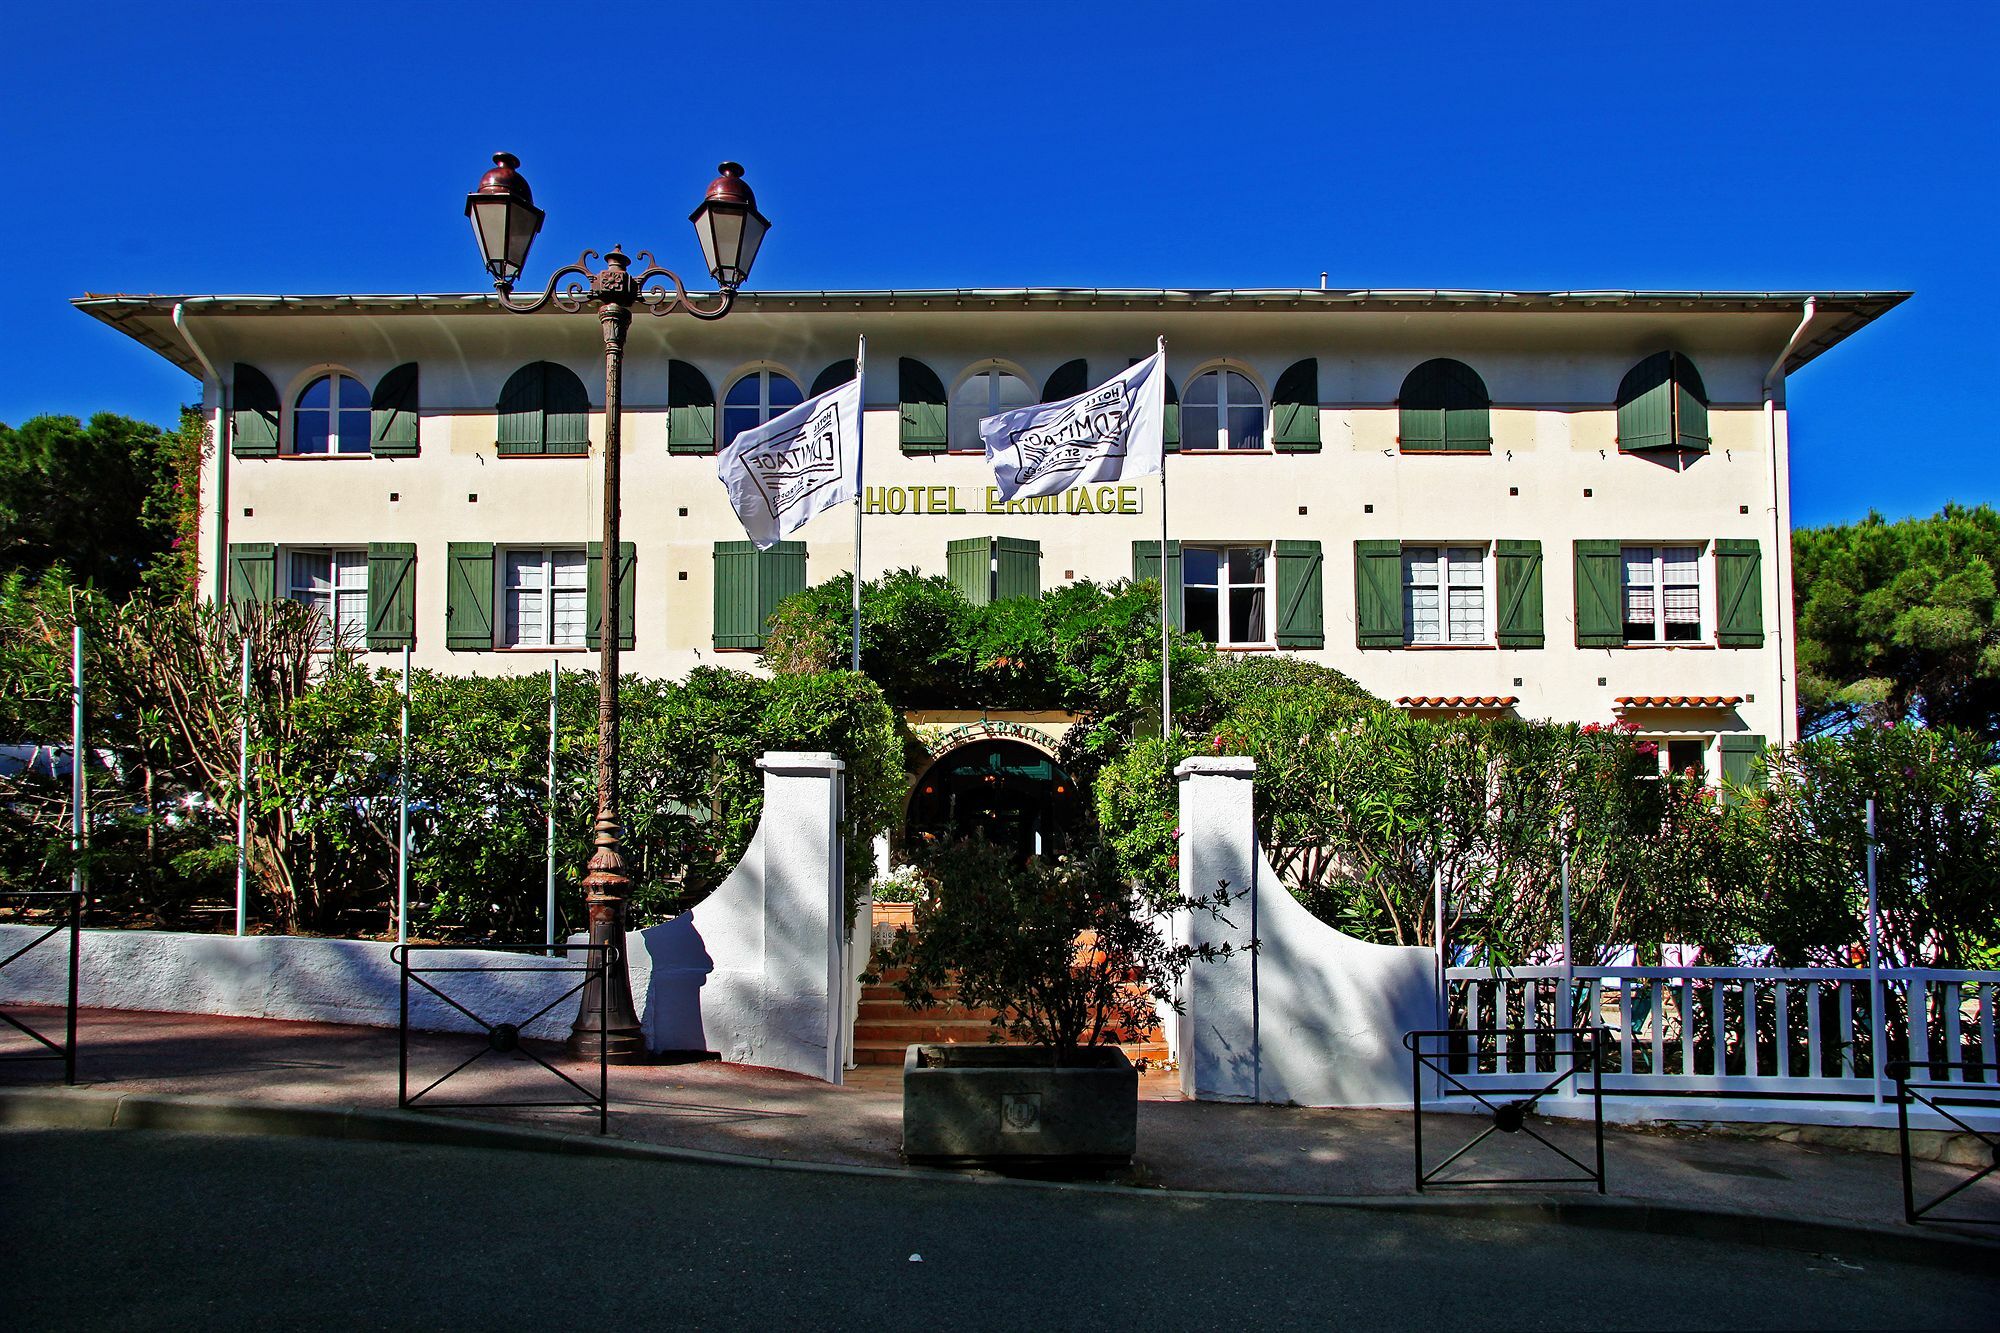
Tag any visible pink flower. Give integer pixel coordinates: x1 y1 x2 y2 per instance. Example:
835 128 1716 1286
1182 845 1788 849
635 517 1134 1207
1171 827 1182 841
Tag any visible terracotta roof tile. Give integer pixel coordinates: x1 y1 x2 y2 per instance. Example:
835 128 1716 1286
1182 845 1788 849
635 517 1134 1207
1612 695 1744 709
1394 695 1519 709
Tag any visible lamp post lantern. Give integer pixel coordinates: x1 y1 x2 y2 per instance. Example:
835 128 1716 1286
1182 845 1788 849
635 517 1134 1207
465 152 769 1061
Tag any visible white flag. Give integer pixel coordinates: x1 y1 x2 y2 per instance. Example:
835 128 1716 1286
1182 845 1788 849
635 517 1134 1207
981 352 1165 502
715 375 862 550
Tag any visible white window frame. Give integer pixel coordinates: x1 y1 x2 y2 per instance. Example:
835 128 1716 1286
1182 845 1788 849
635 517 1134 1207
290 370 372 456
1181 367 1267 452
1182 542 1274 648
501 547 589 650
1621 544 1707 645
950 365 1035 453
1401 543 1492 645
286 547 369 649
722 368 804 448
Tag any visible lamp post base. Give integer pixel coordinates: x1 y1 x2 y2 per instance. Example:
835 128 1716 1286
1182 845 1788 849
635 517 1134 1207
568 865 648 1064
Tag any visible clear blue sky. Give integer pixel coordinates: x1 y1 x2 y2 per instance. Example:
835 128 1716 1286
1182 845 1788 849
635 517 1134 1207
0 1 1990 529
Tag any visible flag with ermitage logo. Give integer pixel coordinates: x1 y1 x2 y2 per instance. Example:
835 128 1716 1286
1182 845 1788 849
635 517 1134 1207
981 352 1165 503
715 375 862 550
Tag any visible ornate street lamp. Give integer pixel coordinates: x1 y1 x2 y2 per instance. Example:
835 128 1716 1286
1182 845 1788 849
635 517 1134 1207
465 152 769 1061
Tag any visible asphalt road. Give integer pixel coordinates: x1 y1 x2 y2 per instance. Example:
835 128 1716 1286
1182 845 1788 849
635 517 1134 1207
1 1128 1993 1331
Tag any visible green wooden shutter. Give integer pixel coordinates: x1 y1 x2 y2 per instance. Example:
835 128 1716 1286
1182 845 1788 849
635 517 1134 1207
227 542 276 614
543 363 590 456
1440 360 1492 451
995 537 1041 602
898 357 947 455
365 542 417 650
231 365 279 458
758 542 807 643
1354 540 1403 647
1672 353 1711 452
586 541 637 650
1617 353 1676 452
1716 538 1763 647
1274 540 1325 649
370 363 420 458
812 359 856 397
445 542 496 650
947 537 991 606
1042 359 1087 403
1718 734 1766 801
1131 540 1183 630
497 363 546 455
1400 359 1489 452
668 360 716 455
1164 373 1180 452
1495 540 1545 648
713 541 760 648
1272 359 1321 453
1573 540 1623 647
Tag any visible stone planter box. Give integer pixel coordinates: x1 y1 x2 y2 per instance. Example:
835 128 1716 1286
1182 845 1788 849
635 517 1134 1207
901 1043 1137 1166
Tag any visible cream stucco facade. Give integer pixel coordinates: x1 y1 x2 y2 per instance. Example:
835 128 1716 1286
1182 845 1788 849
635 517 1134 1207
78 288 1907 773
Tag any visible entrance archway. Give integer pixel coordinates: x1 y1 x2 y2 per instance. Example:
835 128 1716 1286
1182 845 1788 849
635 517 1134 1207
904 739 1082 861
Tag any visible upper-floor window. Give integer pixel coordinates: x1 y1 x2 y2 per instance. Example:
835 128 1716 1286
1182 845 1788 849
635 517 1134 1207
1184 544 1269 646
1403 545 1487 644
1182 369 1264 451
1617 352 1710 454
1398 359 1491 453
723 369 803 447
1623 545 1702 643
293 373 372 455
504 547 587 648
288 547 368 646
951 367 1034 452
497 361 590 456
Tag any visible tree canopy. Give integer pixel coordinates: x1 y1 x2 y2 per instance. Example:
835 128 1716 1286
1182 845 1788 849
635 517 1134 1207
1794 504 2000 741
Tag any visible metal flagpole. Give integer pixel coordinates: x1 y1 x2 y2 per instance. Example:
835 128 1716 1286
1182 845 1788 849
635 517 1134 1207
1157 335 1171 735
547 659 559 953
70 625 84 901
396 644 411 945
852 333 866 673
1866 797 1884 1104
235 637 250 937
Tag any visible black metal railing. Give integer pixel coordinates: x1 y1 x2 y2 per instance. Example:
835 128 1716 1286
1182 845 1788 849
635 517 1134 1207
394 943 617 1135
0 889 84 1085
1406 1025 1606 1193
1891 1059 1999 1227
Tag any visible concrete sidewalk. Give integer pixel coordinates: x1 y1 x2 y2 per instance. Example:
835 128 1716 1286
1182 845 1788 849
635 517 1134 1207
3 1006 1996 1253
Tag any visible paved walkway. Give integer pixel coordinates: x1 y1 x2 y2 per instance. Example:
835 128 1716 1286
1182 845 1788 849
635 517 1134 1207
3 1007 1996 1251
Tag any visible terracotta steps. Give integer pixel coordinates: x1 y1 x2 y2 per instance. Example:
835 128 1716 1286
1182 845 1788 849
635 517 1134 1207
854 969 1169 1068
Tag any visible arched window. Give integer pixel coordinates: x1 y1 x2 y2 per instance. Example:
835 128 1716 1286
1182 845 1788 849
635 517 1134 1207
1182 369 1264 451
1617 352 1710 453
1398 359 1491 453
951 367 1034 452
293 372 372 455
723 369 803 446
497 361 590 455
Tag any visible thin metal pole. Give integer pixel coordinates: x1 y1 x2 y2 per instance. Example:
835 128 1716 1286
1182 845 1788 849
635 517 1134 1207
1433 863 1446 1101
851 333 866 674
1558 848 1574 1036
547 658 558 953
235 637 250 937
69 625 84 898
1156 335 1171 736
1867 797 1884 1104
396 644 411 945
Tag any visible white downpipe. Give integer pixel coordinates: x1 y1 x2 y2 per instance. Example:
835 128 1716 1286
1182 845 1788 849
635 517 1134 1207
1763 299 1816 747
172 302 230 607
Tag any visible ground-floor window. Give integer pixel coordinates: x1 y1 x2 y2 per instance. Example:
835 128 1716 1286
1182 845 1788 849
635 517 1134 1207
503 547 587 648
1640 735 1708 780
1184 544 1269 646
287 547 368 647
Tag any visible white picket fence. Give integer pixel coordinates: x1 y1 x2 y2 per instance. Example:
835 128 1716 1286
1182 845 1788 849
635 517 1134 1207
1444 965 1999 1104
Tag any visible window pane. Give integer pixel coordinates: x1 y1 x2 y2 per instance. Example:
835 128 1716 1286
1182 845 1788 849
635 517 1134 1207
1403 548 1440 645
1185 587 1219 642
294 411 331 454
1230 584 1266 643
1227 546 1265 585
505 551 543 588
1226 405 1264 450
552 550 587 586
1223 371 1258 407
726 375 763 406
1448 585 1484 642
723 406 761 446
337 375 370 410
995 373 1032 410
1446 548 1483 583
290 551 332 595
338 409 372 453
335 589 367 645
1181 403 1220 450
552 587 586 645
1183 547 1219 587
298 376 331 410
1666 740 1704 775
768 375 803 410
333 550 368 588
1185 371 1222 408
